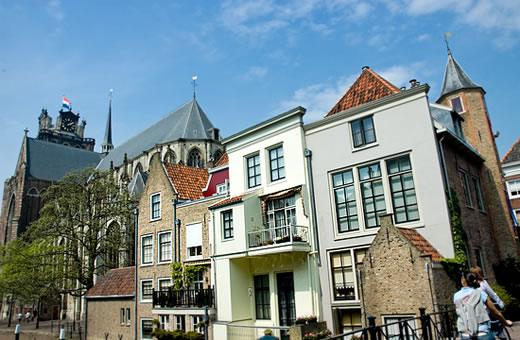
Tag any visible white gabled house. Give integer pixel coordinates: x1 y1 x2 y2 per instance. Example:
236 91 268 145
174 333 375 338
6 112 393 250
210 107 321 339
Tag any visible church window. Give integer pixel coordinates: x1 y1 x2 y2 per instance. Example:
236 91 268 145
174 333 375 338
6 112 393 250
188 149 202 168
163 150 176 164
27 188 39 197
134 163 143 176
106 222 120 269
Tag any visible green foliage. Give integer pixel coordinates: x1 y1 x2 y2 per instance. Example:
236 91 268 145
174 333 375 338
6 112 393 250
493 257 520 320
151 328 204 340
440 189 468 284
170 262 206 289
491 285 520 320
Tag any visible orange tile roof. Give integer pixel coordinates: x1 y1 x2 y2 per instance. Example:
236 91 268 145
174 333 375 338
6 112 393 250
209 193 248 209
325 67 401 118
163 163 209 201
214 152 228 167
398 228 443 262
86 267 135 298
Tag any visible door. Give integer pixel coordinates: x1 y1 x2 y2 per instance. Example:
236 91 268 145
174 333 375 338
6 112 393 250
277 272 295 327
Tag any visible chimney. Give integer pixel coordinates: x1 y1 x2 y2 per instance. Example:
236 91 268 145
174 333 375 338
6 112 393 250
362 66 370 71
409 79 420 88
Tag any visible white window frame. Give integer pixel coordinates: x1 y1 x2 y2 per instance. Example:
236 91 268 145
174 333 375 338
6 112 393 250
192 315 204 333
140 279 153 303
381 315 416 340
216 182 227 195
507 179 520 199
449 95 465 113
329 248 367 302
175 315 186 330
159 315 170 330
158 231 172 263
141 318 153 340
158 277 172 291
186 222 203 260
141 234 154 266
150 192 161 221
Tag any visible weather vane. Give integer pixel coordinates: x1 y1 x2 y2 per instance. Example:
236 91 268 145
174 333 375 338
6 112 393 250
192 76 198 99
444 33 452 55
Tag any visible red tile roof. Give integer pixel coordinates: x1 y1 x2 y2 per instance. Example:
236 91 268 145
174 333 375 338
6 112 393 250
163 163 209 201
86 267 135 298
398 228 443 262
325 67 401 118
209 193 248 209
214 152 228 167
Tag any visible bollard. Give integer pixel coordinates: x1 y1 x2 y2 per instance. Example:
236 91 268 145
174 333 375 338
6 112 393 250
59 327 65 340
368 316 377 340
14 324 20 340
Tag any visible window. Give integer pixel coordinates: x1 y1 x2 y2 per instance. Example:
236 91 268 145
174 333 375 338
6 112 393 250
508 180 520 198
141 235 153 265
351 116 376 148
175 316 186 330
186 222 203 258
192 316 203 332
333 170 359 232
475 248 486 277
163 150 176 164
158 278 172 291
151 193 161 220
266 196 297 238
331 249 365 301
141 319 153 339
159 315 170 330
120 308 125 325
254 274 271 320
450 96 464 113
472 177 485 211
141 280 153 302
158 231 172 263
387 155 419 223
191 270 204 290
382 316 416 340
223 210 233 239
458 169 472 207
247 154 261 188
126 308 131 326
359 163 386 228
188 149 202 168
269 146 285 182
216 182 228 195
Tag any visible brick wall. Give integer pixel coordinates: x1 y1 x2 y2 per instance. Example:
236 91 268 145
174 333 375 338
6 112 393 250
86 298 134 340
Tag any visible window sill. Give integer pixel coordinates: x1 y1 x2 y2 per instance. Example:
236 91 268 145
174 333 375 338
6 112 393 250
140 263 154 267
150 217 162 222
157 260 172 265
187 255 203 261
222 237 234 242
140 300 152 304
351 142 378 153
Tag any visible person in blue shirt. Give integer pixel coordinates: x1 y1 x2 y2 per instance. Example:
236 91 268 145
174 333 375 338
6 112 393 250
454 271 512 340
258 329 279 340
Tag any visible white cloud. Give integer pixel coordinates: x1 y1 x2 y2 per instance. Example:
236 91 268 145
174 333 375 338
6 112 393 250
239 66 268 80
45 0 65 22
417 33 430 41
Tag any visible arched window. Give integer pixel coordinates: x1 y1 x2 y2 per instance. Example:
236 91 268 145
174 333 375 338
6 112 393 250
134 162 143 177
163 150 176 164
188 149 202 168
27 187 39 197
105 222 121 270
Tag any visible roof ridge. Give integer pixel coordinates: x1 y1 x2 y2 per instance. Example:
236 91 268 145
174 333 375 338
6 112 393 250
397 227 442 261
367 69 401 93
501 136 520 163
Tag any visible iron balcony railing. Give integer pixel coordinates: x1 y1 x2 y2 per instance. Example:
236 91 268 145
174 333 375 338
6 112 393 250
248 224 309 248
152 288 214 308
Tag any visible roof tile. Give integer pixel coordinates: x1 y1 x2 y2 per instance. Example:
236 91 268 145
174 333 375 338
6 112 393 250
398 228 443 262
209 193 248 209
86 266 135 298
501 136 520 164
163 163 209 201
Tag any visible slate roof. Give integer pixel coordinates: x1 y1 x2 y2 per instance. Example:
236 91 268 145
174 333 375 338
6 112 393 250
127 170 149 198
325 67 400 118
398 228 443 262
438 53 482 100
97 98 217 170
163 163 209 201
214 152 228 167
501 136 520 164
86 266 135 298
26 138 103 182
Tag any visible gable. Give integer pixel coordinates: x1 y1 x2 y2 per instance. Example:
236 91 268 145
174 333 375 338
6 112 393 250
502 136 520 164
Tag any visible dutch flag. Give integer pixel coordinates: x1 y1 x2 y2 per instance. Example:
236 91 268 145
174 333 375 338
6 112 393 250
62 97 71 111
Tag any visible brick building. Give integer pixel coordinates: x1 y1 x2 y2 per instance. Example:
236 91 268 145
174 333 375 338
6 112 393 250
501 137 520 226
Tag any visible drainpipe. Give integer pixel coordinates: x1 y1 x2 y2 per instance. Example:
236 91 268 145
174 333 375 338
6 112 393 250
172 199 178 262
438 135 452 203
211 209 218 322
134 208 139 340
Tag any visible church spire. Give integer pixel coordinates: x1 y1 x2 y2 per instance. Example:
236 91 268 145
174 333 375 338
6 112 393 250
101 89 114 154
437 51 482 101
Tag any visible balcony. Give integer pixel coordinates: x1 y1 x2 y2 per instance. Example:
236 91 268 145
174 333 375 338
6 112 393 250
152 288 214 308
247 225 310 254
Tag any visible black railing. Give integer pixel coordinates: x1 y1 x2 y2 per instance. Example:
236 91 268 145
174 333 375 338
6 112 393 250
328 307 457 340
152 288 214 308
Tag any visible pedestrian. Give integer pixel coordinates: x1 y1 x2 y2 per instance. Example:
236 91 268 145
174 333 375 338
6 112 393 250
25 311 31 323
470 266 506 339
454 271 512 340
17 313 22 323
257 329 279 340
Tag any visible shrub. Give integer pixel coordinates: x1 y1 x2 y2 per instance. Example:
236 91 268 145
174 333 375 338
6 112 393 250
151 328 204 340
493 257 520 300
491 284 520 321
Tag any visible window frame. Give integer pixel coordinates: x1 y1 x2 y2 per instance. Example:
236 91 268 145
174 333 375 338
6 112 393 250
330 248 366 302
158 231 172 263
358 163 386 229
351 115 377 149
472 176 485 212
126 308 131 326
192 315 204 333
268 145 285 182
120 308 125 325
458 169 473 208
175 315 186 331
159 315 170 330
150 192 161 221
158 278 172 291
141 234 154 266
222 210 234 240
387 155 420 224
247 153 262 188
254 274 271 320
140 279 153 303
507 179 520 199
141 318 153 340
449 96 465 113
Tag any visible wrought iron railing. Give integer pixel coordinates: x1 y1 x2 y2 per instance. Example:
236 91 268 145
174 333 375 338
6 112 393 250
152 288 214 308
247 224 309 248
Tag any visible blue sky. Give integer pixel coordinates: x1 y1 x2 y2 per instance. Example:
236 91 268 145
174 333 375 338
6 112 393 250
1 0 519 192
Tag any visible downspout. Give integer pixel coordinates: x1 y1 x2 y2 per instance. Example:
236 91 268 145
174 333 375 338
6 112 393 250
172 199 178 262
438 135 452 204
211 209 218 322
134 208 139 340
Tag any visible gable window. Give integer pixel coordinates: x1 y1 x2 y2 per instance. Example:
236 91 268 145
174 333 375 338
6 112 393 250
247 154 261 188
151 193 161 220
458 169 472 207
450 96 464 113
269 146 285 182
141 234 153 265
387 155 419 223
351 116 376 148
222 210 233 239
359 163 386 228
187 222 203 259
266 196 296 238
158 231 172 263
331 249 365 301
254 274 271 320
332 170 359 233
507 179 520 198
472 177 485 211
141 280 153 302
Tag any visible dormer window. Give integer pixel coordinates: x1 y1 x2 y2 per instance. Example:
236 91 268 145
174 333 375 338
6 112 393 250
450 96 464 113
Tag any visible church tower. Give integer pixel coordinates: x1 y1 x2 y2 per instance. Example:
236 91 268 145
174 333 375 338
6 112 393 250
436 51 519 258
101 92 114 154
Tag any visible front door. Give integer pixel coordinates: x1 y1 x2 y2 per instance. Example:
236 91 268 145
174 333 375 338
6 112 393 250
277 272 295 327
